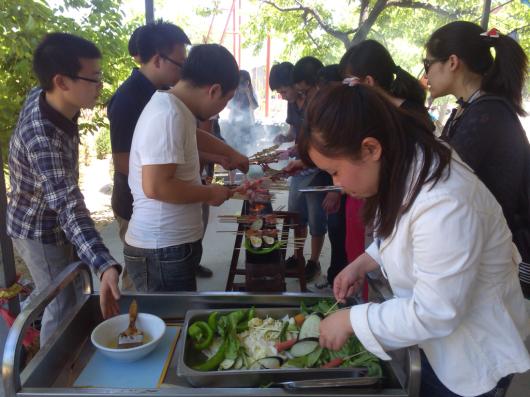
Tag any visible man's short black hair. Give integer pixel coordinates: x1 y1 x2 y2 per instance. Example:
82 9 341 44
33 32 101 91
292 56 323 86
137 20 190 63
318 64 342 86
128 25 146 57
181 44 239 95
269 62 294 90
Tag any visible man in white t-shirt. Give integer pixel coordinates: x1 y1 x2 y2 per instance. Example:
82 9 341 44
124 44 246 291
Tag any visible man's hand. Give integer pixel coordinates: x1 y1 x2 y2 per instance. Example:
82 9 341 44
283 159 306 175
229 152 249 174
322 191 341 214
99 266 120 319
319 309 353 351
206 184 232 206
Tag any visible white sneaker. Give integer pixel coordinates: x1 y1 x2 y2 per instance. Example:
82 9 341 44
308 275 333 294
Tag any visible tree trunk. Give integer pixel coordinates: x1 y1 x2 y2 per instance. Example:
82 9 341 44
349 0 388 47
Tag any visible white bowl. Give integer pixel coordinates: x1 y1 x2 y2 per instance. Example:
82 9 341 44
91 313 166 362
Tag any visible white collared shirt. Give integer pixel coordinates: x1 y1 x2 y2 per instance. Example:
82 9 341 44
351 152 530 396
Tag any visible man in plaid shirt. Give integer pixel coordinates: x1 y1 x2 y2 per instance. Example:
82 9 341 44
7 33 120 344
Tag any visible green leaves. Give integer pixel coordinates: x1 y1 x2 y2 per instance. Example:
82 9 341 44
0 0 136 164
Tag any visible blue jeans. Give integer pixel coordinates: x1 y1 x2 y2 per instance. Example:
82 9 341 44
420 351 513 397
123 240 202 292
288 172 327 237
12 239 78 346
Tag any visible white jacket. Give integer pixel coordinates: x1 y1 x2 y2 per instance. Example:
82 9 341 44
351 153 530 396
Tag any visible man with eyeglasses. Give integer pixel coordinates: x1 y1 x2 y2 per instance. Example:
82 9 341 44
7 33 121 345
108 22 214 281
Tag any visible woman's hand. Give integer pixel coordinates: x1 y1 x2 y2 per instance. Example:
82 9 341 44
333 253 378 303
319 309 353 351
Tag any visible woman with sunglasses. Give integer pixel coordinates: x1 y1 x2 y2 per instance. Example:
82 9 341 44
424 21 530 296
300 83 530 397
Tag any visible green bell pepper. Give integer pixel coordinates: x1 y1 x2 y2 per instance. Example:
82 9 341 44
207 311 219 331
188 321 214 350
193 340 227 371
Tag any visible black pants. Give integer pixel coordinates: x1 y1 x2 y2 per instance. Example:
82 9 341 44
420 351 513 397
326 196 348 284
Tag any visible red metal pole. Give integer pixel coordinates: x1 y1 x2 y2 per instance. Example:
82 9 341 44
238 0 242 66
265 34 271 117
205 14 216 43
233 0 237 61
220 0 236 45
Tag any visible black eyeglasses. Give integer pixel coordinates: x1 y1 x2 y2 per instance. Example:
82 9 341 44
70 75 103 84
423 58 447 74
161 54 184 68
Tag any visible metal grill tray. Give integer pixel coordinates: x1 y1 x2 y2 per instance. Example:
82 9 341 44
177 308 382 388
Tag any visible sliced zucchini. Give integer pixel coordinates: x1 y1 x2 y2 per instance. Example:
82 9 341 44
299 314 321 340
289 338 319 357
262 235 275 247
257 356 284 369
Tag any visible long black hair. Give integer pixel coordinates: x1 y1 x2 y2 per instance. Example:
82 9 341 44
426 21 527 116
298 84 451 238
339 40 427 105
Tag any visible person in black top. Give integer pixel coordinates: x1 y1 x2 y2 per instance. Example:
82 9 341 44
339 39 433 129
108 22 213 281
269 62 305 145
424 21 530 296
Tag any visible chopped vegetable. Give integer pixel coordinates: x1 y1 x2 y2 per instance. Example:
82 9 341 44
256 356 284 369
321 357 344 368
290 338 319 357
299 314 321 340
278 321 289 342
187 301 382 375
188 321 214 350
207 311 219 331
193 340 227 371
294 313 305 327
275 338 297 352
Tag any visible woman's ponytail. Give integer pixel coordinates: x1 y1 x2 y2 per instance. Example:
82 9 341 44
391 65 427 105
426 21 528 116
482 34 527 115
340 40 427 106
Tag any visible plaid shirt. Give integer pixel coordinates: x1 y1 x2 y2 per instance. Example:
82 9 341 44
7 88 119 278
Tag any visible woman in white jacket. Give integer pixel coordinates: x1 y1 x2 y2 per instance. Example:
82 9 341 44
298 83 530 397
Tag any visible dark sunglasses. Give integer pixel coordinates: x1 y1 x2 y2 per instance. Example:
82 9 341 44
423 58 447 73
161 54 184 68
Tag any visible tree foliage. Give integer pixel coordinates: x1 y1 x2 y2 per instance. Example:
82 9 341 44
239 0 529 77
0 0 136 166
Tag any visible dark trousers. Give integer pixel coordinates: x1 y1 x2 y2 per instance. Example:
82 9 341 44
420 351 513 397
326 196 348 284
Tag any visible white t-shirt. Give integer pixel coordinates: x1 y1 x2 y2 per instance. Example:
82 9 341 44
125 91 203 249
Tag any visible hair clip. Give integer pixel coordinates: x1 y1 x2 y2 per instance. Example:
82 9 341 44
342 77 361 86
480 28 500 38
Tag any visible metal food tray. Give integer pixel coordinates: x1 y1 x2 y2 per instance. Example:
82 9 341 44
177 308 381 388
3 261 420 396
